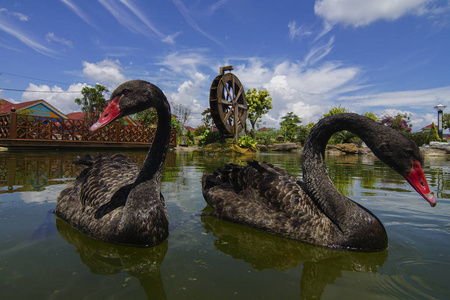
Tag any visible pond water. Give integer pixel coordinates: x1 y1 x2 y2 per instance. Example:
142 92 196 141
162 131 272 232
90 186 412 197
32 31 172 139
0 148 449 299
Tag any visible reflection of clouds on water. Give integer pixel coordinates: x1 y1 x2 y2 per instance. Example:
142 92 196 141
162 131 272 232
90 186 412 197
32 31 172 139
20 184 66 204
0 185 23 191
163 165 205 214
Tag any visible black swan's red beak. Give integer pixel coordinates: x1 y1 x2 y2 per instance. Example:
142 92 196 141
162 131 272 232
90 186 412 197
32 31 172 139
90 95 123 132
405 159 436 207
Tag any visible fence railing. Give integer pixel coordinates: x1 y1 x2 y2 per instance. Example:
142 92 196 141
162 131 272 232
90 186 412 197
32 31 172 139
0 110 177 148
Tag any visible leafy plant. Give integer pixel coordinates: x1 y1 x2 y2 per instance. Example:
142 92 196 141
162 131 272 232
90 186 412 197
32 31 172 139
198 130 221 146
237 135 258 149
405 131 430 147
322 105 350 118
184 130 196 146
194 125 209 137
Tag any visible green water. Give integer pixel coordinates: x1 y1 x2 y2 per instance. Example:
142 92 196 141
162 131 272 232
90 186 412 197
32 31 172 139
0 149 448 299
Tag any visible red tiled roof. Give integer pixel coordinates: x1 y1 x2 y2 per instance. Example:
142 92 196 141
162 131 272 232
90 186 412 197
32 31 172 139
0 99 42 114
66 112 85 120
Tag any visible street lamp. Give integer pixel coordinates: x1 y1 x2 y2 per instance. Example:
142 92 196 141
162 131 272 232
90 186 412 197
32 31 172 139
434 104 446 140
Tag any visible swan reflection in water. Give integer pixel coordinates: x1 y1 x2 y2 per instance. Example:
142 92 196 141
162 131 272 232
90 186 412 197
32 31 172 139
201 213 388 299
55 219 167 299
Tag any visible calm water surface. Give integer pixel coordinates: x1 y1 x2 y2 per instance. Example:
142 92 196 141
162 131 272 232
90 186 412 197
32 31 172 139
0 148 449 299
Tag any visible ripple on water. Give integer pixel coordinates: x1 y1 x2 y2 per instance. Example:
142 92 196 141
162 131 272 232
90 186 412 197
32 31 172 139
373 260 449 299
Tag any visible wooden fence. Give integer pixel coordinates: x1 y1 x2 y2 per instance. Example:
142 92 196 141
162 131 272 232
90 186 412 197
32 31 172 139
0 110 177 148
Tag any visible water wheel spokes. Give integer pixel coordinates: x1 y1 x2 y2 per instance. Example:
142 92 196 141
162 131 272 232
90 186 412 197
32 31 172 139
210 66 247 139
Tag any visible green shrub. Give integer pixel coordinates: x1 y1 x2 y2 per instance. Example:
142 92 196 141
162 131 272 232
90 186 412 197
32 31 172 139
405 131 430 147
237 135 258 149
198 131 221 146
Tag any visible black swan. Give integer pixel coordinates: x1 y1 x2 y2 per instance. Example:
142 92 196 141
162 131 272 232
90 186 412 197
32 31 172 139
202 113 436 251
54 80 171 246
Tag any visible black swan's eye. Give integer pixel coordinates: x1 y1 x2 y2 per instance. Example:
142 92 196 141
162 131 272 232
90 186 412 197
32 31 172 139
123 89 130 96
405 150 413 157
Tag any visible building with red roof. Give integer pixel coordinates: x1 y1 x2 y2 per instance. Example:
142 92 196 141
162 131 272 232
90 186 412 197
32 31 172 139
0 99 67 120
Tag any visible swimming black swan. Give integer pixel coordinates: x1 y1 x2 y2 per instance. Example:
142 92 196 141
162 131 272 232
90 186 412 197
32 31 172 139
54 80 171 246
202 113 436 251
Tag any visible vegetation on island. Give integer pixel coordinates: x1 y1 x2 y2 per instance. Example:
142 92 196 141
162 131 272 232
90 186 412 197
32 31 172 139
183 101 443 149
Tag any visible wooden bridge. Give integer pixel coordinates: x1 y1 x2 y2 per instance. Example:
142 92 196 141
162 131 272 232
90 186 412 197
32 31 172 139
0 110 177 149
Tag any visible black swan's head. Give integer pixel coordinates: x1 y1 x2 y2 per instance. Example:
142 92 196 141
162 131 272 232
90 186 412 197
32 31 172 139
365 122 436 207
90 80 167 131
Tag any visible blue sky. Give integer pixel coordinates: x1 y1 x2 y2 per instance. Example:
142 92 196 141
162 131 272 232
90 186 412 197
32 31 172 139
0 0 449 130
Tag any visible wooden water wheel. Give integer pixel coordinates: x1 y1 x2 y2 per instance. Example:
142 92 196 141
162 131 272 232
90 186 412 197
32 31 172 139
209 66 247 139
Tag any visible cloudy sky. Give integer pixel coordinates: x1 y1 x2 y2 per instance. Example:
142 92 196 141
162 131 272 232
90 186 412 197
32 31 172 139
0 0 449 130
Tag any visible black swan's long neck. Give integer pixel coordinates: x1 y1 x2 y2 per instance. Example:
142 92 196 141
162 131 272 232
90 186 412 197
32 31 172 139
118 97 172 245
302 114 385 231
134 99 172 186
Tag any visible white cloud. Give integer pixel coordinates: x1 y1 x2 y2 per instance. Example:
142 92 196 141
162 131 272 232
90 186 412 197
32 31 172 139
0 19 54 56
98 0 175 44
206 0 228 15
46 32 73 48
173 0 226 49
20 184 65 204
0 8 29 21
288 21 312 40
157 51 212 74
335 86 450 129
12 12 29 22
314 0 430 27
234 58 273 89
303 36 334 66
162 31 182 45
82 59 128 89
337 86 450 108
21 83 86 114
232 58 363 127
167 72 209 126
61 0 98 29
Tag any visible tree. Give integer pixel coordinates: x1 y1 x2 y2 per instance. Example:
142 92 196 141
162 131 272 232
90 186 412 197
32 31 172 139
429 122 441 142
172 102 191 131
74 84 109 124
280 112 302 142
322 104 349 118
297 122 315 145
246 88 273 134
134 108 181 133
201 107 213 130
380 113 412 134
364 112 378 121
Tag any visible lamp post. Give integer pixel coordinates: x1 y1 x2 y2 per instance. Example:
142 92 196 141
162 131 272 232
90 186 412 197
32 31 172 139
434 104 446 140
